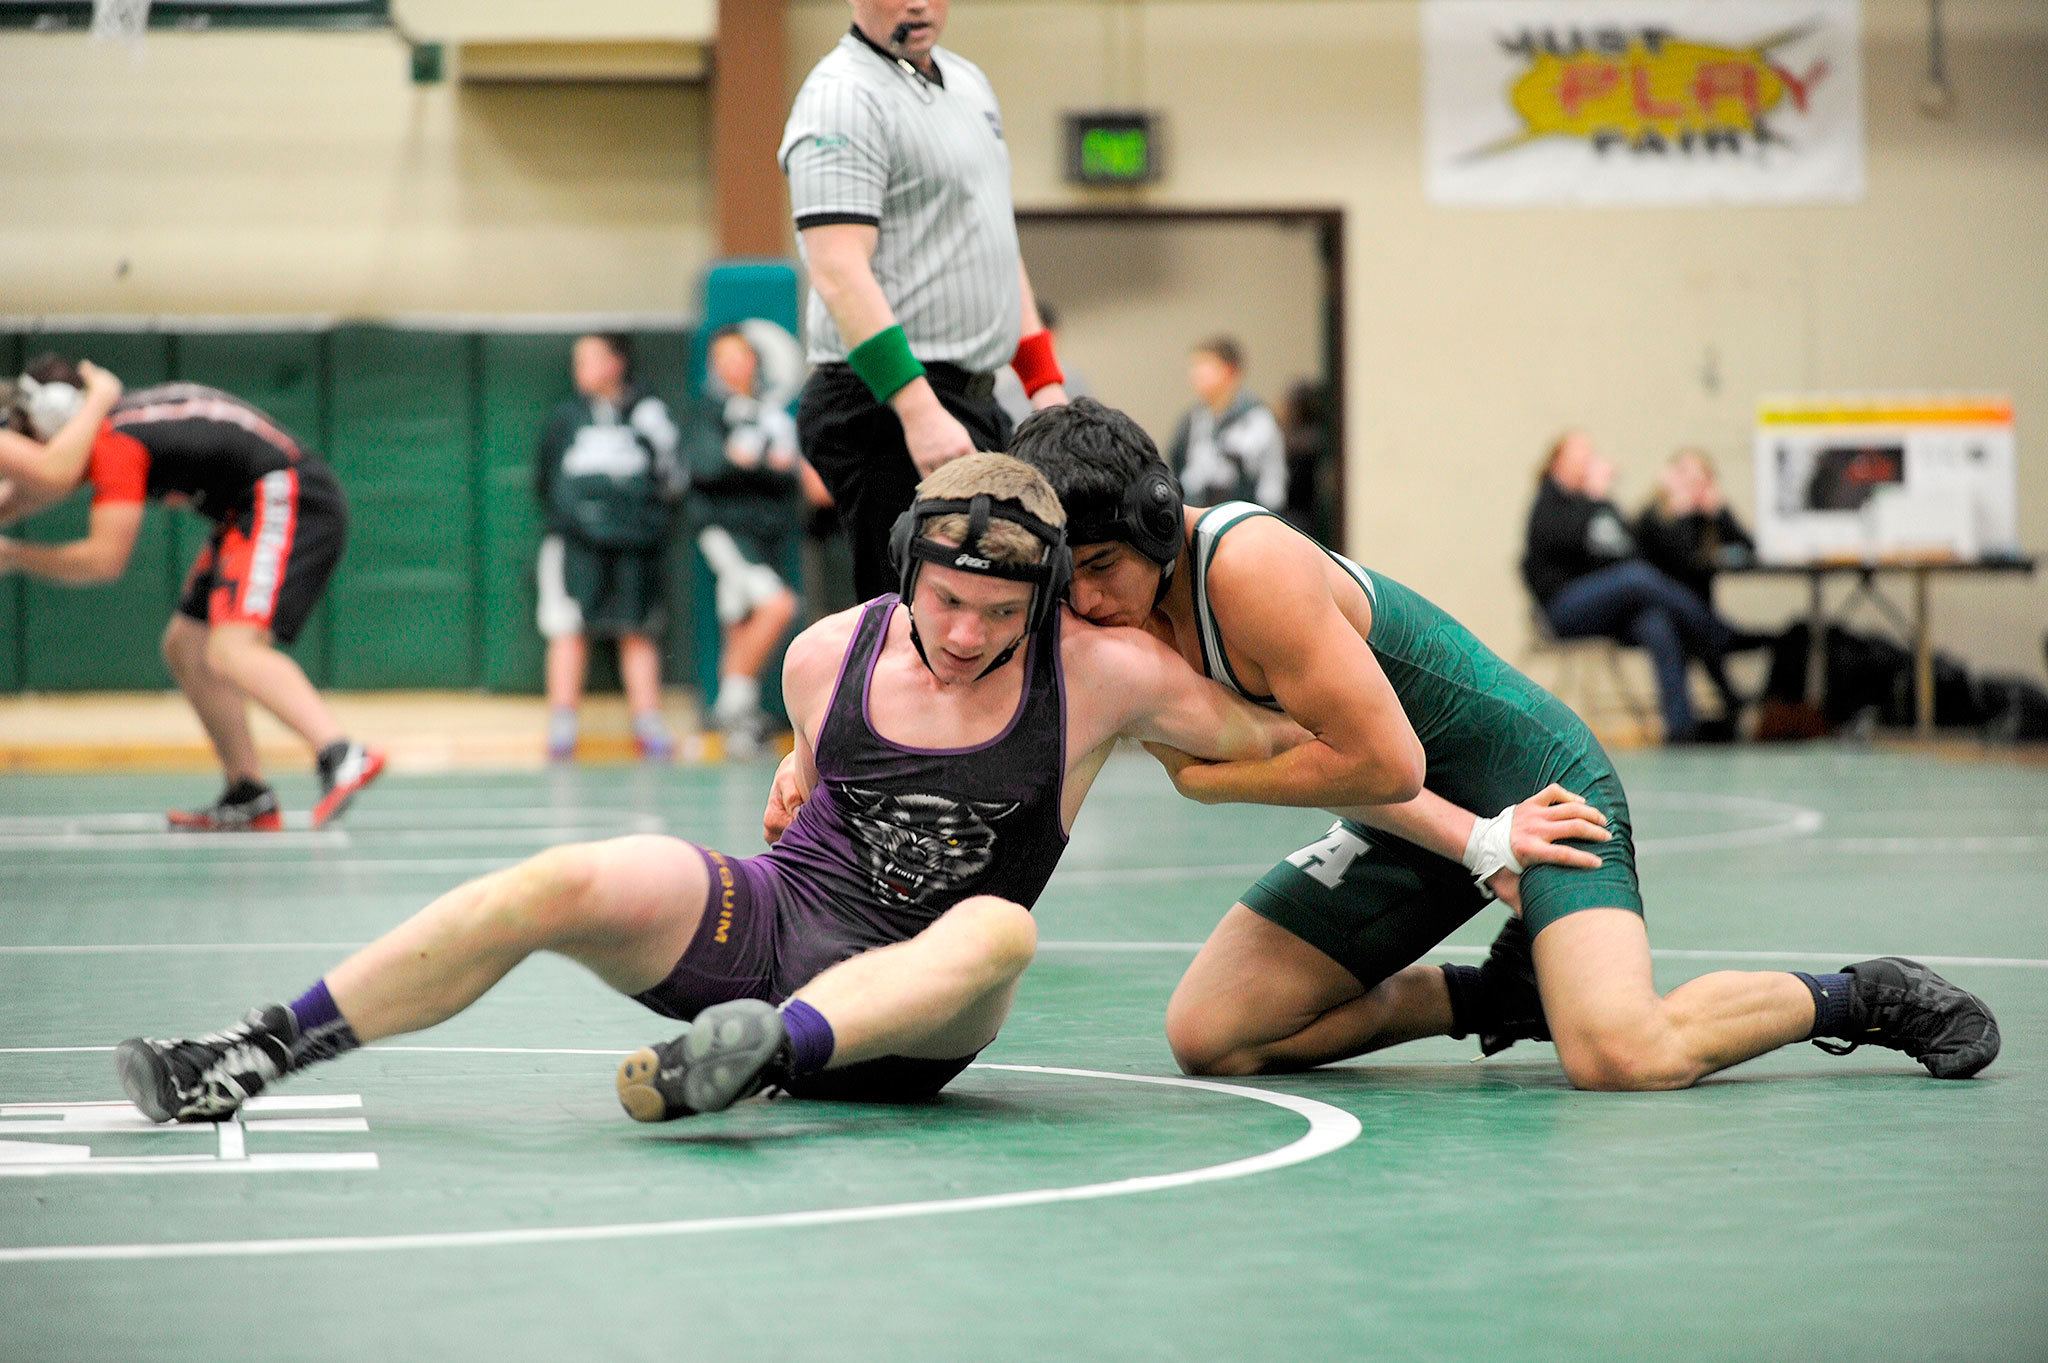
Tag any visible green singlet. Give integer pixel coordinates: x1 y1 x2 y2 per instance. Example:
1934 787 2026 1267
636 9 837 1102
1188 502 1643 985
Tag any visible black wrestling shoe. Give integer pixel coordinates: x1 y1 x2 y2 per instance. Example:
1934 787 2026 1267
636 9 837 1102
166 784 282 833
1475 917 1552 1057
616 1000 789 1122
115 1005 297 1123
1814 958 2001 1080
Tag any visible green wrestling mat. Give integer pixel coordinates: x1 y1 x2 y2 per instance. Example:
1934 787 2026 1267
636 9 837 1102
2 749 2044 1360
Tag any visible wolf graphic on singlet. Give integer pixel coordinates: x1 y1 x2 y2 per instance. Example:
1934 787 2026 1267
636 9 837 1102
1187 503 1643 982
838 786 1021 906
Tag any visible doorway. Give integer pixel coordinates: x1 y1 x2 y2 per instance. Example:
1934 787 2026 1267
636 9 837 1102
1015 208 1345 547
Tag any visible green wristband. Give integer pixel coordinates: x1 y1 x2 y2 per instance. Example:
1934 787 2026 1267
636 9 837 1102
847 325 926 404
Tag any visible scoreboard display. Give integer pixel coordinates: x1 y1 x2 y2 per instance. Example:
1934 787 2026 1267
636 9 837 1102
1065 111 1160 187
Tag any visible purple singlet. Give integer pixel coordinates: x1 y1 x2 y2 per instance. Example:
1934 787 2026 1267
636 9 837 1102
766 593 1071 947
634 593 1072 1038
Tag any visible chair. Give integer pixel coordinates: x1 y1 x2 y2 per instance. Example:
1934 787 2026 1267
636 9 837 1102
1521 604 1659 741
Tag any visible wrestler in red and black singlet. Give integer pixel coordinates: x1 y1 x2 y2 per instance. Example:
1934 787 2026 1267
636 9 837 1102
87 384 347 644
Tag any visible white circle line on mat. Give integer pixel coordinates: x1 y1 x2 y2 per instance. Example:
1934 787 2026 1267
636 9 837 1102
0 1057 1361 1264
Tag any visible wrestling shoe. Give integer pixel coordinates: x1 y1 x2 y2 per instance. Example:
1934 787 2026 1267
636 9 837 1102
718 712 766 761
1814 957 2001 1079
633 713 676 763
616 1000 789 1121
313 740 386 828
546 708 579 763
166 783 282 833
1474 917 1552 1058
115 1005 297 1123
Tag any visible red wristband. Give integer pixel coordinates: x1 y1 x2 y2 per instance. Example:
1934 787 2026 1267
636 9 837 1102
1010 330 1065 397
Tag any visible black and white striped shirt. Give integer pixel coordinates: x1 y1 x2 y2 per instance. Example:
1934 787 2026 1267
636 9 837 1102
780 29 1024 375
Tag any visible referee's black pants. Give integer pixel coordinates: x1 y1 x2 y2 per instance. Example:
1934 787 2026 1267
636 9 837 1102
798 363 1014 603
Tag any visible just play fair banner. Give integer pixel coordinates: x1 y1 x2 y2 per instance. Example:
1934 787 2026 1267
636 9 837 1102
1423 0 1864 206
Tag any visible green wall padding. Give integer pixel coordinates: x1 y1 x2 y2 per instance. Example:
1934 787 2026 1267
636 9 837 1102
324 326 479 688
0 318 708 696
624 327 703 696
475 332 571 693
17 333 179 691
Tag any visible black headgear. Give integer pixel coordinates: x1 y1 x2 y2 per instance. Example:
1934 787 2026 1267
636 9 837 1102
888 493 1073 679
1069 462 1184 602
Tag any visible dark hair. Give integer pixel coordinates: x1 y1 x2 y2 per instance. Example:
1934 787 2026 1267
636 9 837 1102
1008 398 1166 542
23 352 82 387
1035 299 1060 332
582 332 636 381
1192 335 1243 371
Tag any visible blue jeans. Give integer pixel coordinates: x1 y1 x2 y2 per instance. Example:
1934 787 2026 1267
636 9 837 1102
1545 560 1738 740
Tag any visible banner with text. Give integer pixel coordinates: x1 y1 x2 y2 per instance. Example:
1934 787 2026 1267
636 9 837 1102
1424 0 1864 206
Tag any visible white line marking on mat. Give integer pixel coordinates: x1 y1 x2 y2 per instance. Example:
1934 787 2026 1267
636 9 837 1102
0 826 650 853
3 943 2044 969
0 831 354 852
0 943 365 956
1030 943 2048 969
0 1154 380 1179
0 1047 630 1057
1810 835 2048 853
0 1060 1360 1264
0 1093 377 1179
3 857 517 877
0 790 1822 868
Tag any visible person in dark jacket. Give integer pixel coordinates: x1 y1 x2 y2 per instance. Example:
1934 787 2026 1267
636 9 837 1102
1635 447 1754 606
535 333 683 762
1521 431 1742 743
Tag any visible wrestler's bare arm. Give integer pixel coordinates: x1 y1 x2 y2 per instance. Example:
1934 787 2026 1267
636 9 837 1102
761 606 865 843
0 465 74 529
1060 614 1306 765
0 362 122 496
1159 517 1423 808
0 500 143 583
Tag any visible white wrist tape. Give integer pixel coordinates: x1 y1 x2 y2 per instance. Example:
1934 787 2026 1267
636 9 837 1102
1461 806 1522 897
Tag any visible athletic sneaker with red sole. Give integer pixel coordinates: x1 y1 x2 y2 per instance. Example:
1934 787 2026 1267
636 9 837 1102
312 743 386 828
166 786 284 833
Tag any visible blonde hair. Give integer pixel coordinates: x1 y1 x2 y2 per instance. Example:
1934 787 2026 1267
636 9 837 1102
915 452 1065 568
1656 446 1718 516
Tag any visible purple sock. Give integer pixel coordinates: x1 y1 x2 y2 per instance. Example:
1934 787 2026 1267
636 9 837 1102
285 979 361 1070
777 998 835 1076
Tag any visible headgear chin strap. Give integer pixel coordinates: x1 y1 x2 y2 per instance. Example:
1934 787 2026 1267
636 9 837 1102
1070 463 1184 606
888 492 1073 680
17 375 85 442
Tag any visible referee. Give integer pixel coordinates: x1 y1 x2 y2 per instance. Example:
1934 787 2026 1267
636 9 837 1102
780 0 1069 600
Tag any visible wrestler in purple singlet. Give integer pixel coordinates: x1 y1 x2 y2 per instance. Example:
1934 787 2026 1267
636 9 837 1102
634 592 1069 1098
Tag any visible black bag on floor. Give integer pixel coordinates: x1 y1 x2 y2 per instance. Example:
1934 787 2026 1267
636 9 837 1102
1764 623 1912 729
1978 676 2048 741
1883 651 1983 729
1763 623 1985 733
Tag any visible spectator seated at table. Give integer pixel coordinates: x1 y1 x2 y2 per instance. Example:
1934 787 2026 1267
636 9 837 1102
1636 447 1757 606
1521 431 1746 744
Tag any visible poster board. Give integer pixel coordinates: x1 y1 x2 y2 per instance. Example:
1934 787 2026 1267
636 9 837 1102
1753 396 2018 563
